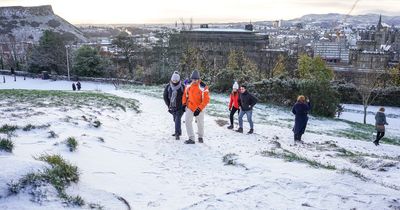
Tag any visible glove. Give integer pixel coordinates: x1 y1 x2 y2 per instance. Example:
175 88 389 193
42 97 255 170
182 105 186 112
168 109 173 114
229 107 232 111
193 108 201 116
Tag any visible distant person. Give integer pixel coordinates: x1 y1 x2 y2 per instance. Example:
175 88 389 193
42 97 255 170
236 85 257 134
292 95 311 144
374 107 388 146
227 82 240 129
76 81 81 91
10 67 15 75
163 71 185 140
72 83 76 91
182 70 210 144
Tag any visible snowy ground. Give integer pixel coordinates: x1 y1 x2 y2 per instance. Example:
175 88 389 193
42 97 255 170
1 75 400 210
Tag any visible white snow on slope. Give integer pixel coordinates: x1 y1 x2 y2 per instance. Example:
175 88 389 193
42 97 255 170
0 75 400 209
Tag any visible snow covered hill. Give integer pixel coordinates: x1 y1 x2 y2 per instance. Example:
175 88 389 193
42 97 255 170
0 75 400 209
0 5 87 43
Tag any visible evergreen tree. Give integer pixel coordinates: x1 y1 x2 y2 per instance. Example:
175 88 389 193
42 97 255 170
72 46 110 77
112 32 139 78
28 30 67 75
298 54 334 81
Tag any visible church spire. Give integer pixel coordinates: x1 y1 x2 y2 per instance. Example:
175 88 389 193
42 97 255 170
377 14 383 31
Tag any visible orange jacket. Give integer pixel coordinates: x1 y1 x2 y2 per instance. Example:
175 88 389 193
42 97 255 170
182 80 210 112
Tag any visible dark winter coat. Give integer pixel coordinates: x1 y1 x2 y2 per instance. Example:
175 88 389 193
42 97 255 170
163 83 184 112
238 91 258 111
375 111 388 132
292 101 311 135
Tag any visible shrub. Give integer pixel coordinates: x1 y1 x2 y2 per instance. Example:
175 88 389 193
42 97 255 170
0 138 14 152
66 137 78 152
253 78 339 117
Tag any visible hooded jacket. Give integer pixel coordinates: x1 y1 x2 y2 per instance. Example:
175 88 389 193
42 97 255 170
182 80 210 112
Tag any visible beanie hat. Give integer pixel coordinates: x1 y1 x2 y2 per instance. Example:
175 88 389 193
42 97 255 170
190 70 200 80
171 71 180 82
232 81 239 90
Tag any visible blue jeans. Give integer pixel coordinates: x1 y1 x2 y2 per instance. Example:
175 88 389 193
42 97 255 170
239 110 253 129
172 110 183 135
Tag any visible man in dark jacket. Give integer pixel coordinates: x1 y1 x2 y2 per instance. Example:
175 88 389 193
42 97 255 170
236 85 257 134
163 71 185 140
292 95 311 144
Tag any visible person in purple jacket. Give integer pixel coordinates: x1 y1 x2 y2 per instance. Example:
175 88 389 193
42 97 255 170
292 95 311 144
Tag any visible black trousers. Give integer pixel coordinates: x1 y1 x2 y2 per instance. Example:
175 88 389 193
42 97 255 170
376 132 385 142
229 107 240 126
294 134 302 141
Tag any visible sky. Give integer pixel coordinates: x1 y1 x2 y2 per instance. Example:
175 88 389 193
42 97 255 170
0 0 399 24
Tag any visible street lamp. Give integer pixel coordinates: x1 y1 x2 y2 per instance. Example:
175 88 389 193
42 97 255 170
65 45 70 80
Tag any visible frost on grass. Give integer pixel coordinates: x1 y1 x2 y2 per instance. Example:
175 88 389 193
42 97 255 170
22 123 51 131
7 154 85 207
222 153 248 170
48 131 59 138
0 89 141 113
261 149 336 170
0 138 14 153
66 137 78 152
0 124 18 136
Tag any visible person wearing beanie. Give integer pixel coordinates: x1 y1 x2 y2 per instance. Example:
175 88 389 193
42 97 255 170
163 71 185 140
182 70 210 144
236 85 257 134
227 81 240 129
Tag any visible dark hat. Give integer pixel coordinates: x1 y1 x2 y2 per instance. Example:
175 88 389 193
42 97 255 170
190 70 200 80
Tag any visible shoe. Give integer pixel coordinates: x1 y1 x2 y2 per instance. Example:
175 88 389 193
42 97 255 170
184 139 195 144
227 125 233 129
175 135 180 140
172 133 181 137
198 138 203 143
294 140 304 144
247 129 253 134
373 140 379 146
236 128 243 133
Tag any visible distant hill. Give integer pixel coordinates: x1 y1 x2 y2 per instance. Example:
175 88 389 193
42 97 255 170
0 5 87 43
289 13 400 27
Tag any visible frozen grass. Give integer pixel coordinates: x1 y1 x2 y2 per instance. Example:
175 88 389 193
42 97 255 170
261 149 336 170
0 124 18 134
8 154 83 206
0 89 140 113
0 138 14 152
66 137 78 152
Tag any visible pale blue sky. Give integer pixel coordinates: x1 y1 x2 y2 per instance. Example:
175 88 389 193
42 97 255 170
0 0 398 24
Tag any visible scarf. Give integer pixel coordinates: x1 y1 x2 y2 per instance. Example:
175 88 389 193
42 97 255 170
169 81 182 109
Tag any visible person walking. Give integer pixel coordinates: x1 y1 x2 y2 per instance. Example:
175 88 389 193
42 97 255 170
72 83 76 91
182 70 210 144
292 95 311 144
163 71 185 140
374 107 389 146
76 81 81 91
227 82 240 129
236 85 257 134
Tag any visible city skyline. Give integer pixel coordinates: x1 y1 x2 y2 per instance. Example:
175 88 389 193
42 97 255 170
0 0 399 24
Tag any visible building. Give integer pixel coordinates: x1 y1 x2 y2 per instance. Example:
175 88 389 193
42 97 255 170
313 39 349 63
168 24 269 74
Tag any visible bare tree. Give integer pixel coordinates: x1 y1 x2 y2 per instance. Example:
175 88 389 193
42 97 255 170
354 69 385 124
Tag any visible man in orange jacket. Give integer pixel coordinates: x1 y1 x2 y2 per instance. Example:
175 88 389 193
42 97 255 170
182 70 210 144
